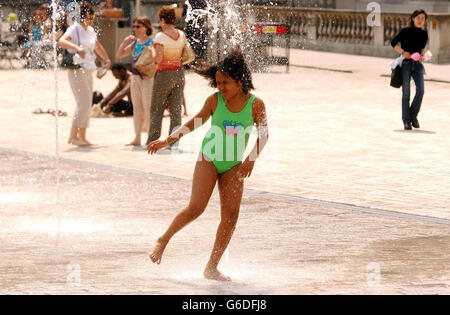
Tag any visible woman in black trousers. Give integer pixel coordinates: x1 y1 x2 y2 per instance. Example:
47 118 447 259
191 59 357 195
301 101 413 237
391 9 429 130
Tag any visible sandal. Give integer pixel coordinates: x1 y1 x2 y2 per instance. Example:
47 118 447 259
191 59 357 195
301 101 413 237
32 108 44 114
51 109 68 117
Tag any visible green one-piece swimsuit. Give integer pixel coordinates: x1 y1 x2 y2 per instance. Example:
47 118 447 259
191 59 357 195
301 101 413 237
201 92 255 174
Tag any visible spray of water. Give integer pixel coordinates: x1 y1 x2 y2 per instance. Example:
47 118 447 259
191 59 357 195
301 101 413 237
50 0 61 246
185 0 263 68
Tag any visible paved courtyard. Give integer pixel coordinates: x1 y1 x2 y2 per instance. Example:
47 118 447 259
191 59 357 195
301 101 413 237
0 49 449 294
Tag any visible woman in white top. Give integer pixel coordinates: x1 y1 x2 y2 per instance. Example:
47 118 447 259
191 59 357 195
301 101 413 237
145 6 187 150
58 1 111 146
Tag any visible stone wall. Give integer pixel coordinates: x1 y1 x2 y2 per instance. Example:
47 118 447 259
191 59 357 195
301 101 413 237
341 0 450 13
246 6 450 63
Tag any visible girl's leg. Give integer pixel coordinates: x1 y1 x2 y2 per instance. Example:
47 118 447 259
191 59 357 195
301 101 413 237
204 165 244 281
149 155 218 264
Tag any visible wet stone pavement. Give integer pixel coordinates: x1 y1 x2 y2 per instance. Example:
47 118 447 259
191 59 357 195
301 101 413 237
0 153 448 294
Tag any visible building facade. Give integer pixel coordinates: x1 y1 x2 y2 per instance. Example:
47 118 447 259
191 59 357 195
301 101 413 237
337 0 450 13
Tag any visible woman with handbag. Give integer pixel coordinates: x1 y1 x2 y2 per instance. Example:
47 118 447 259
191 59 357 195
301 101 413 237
145 6 194 151
391 9 429 130
117 16 156 146
58 1 111 146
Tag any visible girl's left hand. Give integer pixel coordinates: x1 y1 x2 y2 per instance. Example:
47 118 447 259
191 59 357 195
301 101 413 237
239 158 255 178
147 140 169 155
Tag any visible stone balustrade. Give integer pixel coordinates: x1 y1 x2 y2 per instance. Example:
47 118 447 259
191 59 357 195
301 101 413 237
382 13 410 46
244 6 450 64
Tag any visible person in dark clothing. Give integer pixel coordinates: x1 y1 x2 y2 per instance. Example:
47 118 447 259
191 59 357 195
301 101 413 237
391 9 429 130
99 64 133 117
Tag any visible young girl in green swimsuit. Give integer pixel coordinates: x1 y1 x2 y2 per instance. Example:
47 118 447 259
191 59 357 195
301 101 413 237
147 50 269 281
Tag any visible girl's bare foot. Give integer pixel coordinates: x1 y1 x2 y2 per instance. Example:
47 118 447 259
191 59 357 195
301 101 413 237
204 268 231 282
149 238 168 264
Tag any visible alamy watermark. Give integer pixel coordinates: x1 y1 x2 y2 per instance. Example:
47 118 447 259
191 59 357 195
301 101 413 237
66 261 81 286
367 2 381 27
366 262 381 287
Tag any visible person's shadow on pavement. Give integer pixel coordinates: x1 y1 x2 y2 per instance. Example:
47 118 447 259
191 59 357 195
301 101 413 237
65 145 106 152
393 129 436 134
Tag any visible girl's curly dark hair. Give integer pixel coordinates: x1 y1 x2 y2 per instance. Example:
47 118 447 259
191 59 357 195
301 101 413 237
194 50 254 94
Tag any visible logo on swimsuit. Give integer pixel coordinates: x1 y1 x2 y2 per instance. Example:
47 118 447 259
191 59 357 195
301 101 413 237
223 120 243 137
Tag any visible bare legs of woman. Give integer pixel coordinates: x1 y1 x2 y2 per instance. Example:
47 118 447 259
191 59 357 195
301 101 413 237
68 126 92 146
149 154 244 281
127 119 148 146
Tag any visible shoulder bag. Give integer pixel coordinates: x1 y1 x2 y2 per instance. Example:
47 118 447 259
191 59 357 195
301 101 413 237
181 31 196 65
390 65 402 88
61 25 81 69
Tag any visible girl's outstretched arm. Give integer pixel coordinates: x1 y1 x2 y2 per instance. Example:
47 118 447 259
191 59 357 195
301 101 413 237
239 97 269 178
147 93 217 154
